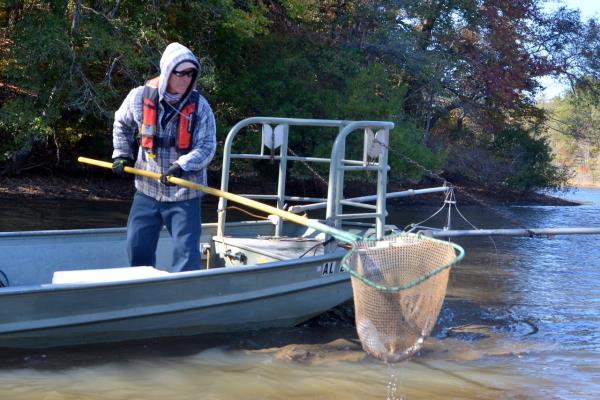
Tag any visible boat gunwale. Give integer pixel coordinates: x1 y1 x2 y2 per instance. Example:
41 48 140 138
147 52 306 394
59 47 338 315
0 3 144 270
0 249 348 296
0 270 350 336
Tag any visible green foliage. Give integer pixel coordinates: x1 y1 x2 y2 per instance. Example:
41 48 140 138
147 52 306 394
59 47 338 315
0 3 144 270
0 98 52 161
7 9 70 90
0 0 594 192
387 121 446 183
209 31 439 183
540 76 600 185
345 63 407 120
569 78 600 147
220 2 270 39
491 125 570 191
281 0 322 22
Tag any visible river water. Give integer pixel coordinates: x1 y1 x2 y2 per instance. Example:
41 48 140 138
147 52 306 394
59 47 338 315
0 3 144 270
0 189 599 399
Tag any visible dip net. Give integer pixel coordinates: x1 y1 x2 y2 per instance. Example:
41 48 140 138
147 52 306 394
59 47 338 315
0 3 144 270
342 233 464 363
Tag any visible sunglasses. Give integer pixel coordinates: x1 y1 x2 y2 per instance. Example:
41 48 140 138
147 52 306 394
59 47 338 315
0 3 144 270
172 69 195 78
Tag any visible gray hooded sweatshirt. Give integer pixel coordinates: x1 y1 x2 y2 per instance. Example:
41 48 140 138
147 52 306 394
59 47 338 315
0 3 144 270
112 43 216 202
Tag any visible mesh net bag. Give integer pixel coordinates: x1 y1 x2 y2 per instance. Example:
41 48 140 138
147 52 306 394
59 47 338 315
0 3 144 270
342 233 464 363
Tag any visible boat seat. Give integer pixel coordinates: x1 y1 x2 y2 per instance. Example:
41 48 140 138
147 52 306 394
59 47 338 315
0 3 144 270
52 266 170 284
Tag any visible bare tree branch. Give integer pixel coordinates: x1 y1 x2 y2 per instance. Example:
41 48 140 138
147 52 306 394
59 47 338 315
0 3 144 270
71 0 82 35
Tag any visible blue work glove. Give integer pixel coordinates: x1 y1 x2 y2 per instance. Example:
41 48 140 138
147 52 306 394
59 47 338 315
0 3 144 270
160 163 183 186
112 157 131 176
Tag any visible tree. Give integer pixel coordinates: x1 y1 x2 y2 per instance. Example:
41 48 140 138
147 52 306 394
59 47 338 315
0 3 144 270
0 0 590 192
0 0 269 174
541 76 600 184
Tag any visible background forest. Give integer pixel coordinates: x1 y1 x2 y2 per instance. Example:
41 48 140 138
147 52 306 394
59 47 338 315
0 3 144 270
1 0 599 193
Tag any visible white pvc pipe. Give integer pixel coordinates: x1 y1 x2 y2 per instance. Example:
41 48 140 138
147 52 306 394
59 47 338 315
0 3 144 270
423 227 600 238
289 186 448 213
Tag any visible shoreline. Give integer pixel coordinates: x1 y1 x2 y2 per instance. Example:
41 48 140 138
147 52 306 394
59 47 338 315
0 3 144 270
567 183 600 189
0 173 584 206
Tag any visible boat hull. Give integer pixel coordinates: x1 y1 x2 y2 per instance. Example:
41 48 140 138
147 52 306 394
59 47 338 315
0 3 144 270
0 227 351 348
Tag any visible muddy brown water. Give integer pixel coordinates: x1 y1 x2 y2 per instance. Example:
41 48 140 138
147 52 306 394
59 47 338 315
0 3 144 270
0 189 599 399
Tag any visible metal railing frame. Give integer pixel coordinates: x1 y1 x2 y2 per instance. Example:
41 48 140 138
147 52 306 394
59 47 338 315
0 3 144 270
217 117 394 239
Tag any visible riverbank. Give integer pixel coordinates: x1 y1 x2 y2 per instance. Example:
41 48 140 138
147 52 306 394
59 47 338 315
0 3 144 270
0 172 581 206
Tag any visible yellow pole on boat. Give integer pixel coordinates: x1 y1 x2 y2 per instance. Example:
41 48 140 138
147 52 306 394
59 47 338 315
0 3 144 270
78 157 359 244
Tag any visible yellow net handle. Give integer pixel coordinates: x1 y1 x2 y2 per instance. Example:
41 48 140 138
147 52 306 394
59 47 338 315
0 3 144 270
78 157 360 244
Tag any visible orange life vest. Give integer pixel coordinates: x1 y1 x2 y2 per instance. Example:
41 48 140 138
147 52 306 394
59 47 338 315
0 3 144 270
141 77 197 157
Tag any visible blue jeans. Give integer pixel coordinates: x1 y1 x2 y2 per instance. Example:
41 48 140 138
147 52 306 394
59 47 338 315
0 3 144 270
127 191 202 272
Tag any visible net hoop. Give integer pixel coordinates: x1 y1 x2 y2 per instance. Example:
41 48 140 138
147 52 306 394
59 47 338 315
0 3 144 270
341 232 465 292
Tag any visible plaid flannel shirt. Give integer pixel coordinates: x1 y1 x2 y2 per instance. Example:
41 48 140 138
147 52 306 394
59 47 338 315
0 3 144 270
112 44 216 202
112 89 216 201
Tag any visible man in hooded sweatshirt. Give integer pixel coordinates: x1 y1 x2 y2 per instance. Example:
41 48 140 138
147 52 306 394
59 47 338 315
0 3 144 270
111 42 216 272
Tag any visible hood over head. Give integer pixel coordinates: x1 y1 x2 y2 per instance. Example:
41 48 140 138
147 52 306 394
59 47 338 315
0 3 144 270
158 42 200 102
